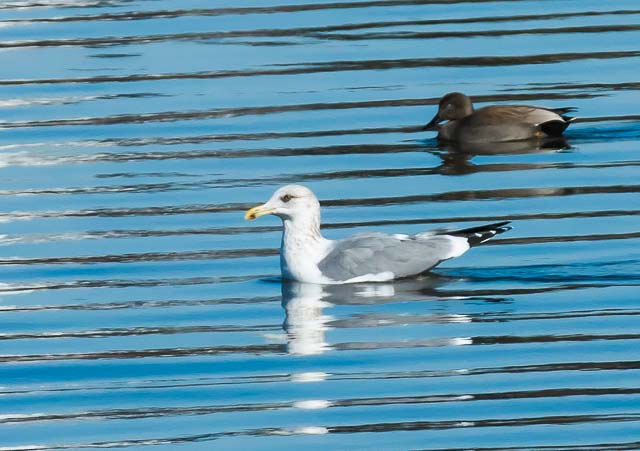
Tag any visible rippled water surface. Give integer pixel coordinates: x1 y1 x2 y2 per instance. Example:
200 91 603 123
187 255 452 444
1 1 640 450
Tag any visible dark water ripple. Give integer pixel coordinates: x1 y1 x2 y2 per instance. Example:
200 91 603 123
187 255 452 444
1 1 639 450
3 51 640 86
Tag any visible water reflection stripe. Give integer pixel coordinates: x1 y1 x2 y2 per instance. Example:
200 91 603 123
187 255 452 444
2 51 640 86
3 5 636 24
3 333 639 363
2 416 638 450
1 387 638 424
3 24 640 49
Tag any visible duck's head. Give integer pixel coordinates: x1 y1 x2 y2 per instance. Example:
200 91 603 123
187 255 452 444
423 92 474 131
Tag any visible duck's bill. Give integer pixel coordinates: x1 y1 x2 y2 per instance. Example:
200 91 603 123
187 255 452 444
245 204 275 220
422 113 441 131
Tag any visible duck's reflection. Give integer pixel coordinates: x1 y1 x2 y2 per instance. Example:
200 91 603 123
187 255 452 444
439 136 570 155
433 137 570 175
281 276 449 356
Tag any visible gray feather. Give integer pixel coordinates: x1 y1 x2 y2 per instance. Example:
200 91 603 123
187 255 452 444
317 233 459 281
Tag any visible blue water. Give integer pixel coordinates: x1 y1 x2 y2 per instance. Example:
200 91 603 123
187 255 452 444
1 1 640 450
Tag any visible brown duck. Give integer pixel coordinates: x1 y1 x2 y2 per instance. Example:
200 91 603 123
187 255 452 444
423 92 576 142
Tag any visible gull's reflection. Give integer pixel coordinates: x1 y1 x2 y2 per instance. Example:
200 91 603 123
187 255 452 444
289 371 328 383
281 276 450 356
282 282 333 356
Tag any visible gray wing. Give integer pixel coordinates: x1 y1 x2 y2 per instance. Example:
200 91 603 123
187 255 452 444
317 232 461 282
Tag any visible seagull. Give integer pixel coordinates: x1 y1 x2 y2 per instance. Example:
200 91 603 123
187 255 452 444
245 185 511 284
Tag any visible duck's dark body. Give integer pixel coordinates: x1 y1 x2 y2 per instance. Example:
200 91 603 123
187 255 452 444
425 93 575 143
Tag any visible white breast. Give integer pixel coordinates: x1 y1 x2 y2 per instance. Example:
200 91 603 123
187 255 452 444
281 233 333 284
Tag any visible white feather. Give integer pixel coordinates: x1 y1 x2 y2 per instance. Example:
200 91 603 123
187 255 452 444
442 235 470 259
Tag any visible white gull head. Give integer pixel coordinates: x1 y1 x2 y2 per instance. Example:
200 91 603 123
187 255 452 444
245 185 333 283
245 185 320 224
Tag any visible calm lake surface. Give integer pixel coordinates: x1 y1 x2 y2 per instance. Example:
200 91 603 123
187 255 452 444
1 1 640 450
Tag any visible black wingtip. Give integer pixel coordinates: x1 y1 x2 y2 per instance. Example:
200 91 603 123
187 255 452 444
446 221 512 247
451 221 511 234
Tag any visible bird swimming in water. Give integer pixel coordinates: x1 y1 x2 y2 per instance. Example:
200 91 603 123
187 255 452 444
245 184 511 284
423 92 576 143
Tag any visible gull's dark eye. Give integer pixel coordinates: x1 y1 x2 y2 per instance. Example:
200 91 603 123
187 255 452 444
280 194 293 203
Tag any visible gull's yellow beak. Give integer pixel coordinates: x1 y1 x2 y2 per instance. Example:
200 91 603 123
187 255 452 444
245 204 275 220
